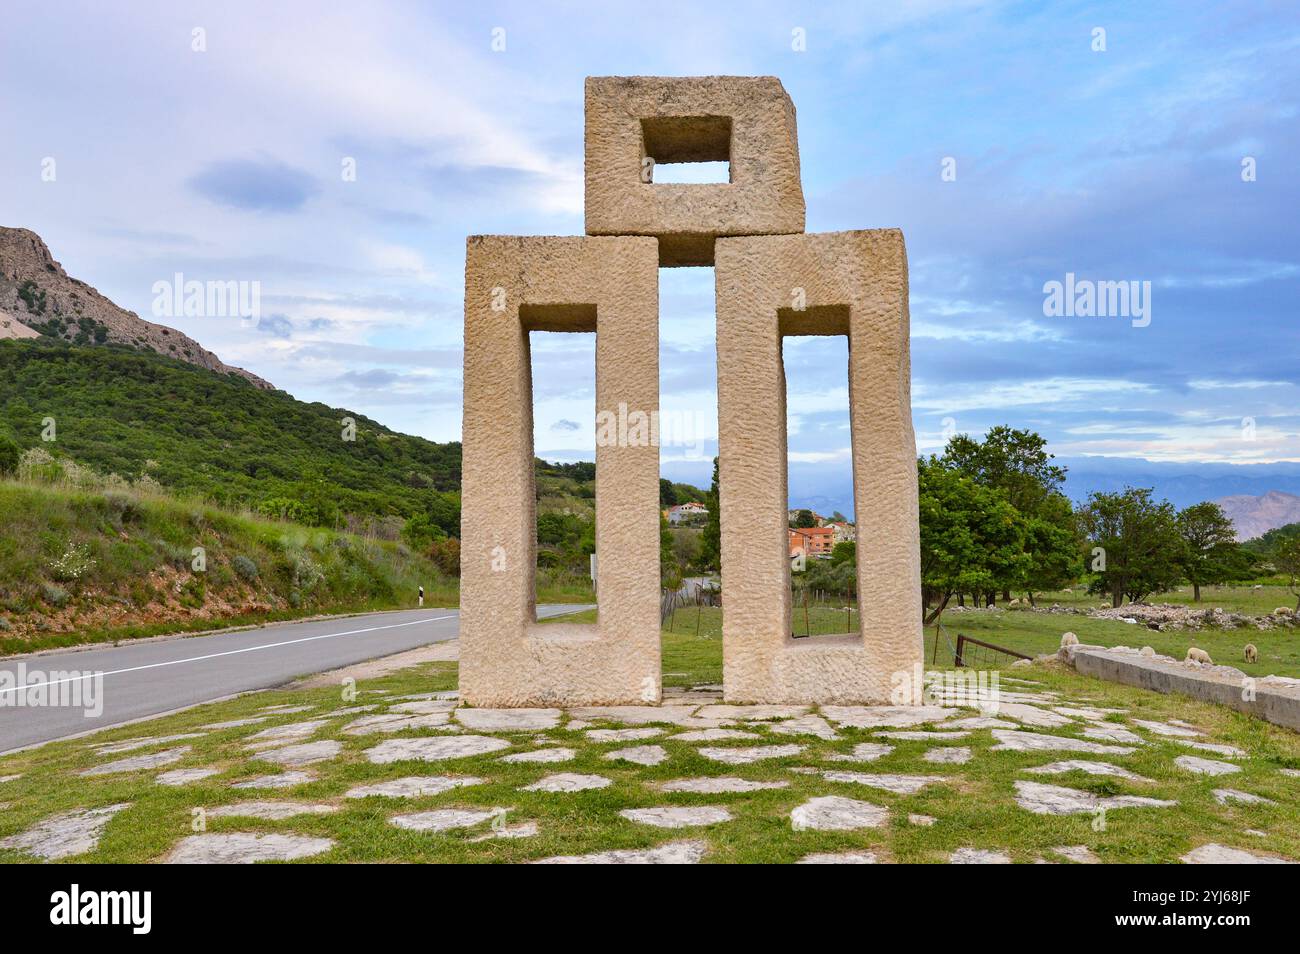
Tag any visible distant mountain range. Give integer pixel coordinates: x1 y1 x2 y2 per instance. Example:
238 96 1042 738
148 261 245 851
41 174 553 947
0 226 271 388
1214 490 1300 541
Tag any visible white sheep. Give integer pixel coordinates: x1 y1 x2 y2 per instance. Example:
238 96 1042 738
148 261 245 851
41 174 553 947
1060 632 1079 648
1244 643 1258 664
1186 647 1213 665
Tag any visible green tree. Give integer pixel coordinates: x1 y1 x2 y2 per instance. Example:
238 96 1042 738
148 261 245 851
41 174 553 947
794 509 816 529
659 477 677 506
697 457 720 571
0 434 20 477
1273 535 1300 612
1078 487 1181 607
830 540 856 566
918 457 1029 623
1175 501 1240 601
1019 492 1082 604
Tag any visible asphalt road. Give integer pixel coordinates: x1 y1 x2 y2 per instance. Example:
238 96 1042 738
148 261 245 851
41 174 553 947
0 605 584 753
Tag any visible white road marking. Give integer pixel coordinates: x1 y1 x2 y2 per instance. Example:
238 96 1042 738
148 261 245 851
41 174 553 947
0 614 455 696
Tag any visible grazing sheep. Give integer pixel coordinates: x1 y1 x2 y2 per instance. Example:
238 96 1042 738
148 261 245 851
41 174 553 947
1244 643 1258 664
1140 646 1156 658
1060 632 1079 648
1273 607 1293 617
1186 647 1213 665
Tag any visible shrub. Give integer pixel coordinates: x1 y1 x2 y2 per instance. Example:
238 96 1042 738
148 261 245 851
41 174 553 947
0 434 20 477
232 554 259 582
41 584 69 608
0 617 11 631
47 543 96 582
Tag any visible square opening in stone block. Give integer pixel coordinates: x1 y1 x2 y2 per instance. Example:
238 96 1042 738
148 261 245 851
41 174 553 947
520 302 598 333
777 304 850 337
641 115 732 165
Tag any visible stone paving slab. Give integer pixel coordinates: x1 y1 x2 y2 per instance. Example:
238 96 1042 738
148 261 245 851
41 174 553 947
1023 760 1150 782
533 839 707 864
825 742 893 762
207 801 337 820
344 776 482 799
658 777 790 793
156 767 221 786
232 771 315 789
822 705 953 728
1181 844 1295 864
585 727 664 743
165 832 334 863
619 806 732 828
390 807 506 833
951 847 1010 864
791 795 887 831
991 730 1134 755
821 771 950 794
604 745 668 766
698 744 804 764
258 740 342 766
1174 755 1240 776
669 728 760 742
365 736 510 764
0 803 128 860
1014 781 1176 815
94 733 205 754
499 747 577 764
520 773 611 793
81 746 191 776
455 708 562 731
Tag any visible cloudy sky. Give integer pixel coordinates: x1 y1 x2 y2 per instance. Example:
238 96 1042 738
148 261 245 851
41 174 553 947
4 1 1298 513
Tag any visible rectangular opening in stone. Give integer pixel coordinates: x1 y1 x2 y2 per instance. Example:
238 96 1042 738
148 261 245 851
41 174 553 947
642 115 731 186
779 311 856 641
526 323 597 619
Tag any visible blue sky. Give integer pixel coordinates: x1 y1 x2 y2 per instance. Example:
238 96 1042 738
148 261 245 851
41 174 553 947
3 1 1298 513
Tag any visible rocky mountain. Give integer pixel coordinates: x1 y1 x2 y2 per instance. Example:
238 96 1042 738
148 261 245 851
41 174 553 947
1215 490 1300 541
0 226 271 389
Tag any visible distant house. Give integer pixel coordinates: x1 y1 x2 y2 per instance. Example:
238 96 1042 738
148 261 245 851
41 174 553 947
664 501 708 525
825 521 856 545
789 526 835 561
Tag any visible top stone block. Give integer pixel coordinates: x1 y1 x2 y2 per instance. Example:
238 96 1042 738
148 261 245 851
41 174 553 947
585 76 806 267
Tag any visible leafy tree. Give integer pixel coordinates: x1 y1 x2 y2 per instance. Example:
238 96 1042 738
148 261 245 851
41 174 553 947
659 477 677 506
1078 487 1181 607
0 434 20 477
1175 501 1240 601
1018 492 1082 604
1275 536 1300 612
918 457 1029 624
697 457 720 571
794 509 816 529
830 541 856 566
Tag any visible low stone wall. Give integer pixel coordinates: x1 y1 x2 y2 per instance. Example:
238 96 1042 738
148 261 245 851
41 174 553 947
1063 646 1300 732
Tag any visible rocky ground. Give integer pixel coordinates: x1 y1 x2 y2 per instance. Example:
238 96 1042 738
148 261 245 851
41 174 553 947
1 645 1297 864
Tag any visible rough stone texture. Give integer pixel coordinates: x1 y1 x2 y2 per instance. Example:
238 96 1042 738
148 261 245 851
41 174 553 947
1181 844 1295 864
207 801 337 820
797 851 878 864
991 730 1134 755
342 712 453 735
345 776 483 799
619 806 732 828
570 706 704 726
467 821 539 841
821 705 951 728
669 728 760 742
232 771 315 789
951 848 1011 864
365 735 510 764
1081 725 1145 744
461 235 661 707
694 704 808 721
1024 760 1150 782
604 745 668 766
520 773 612 793
500 747 577 764
699 744 804 764
390 808 507 833
1174 755 1240 776
1070 647 1300 732
533 839 707 864
80 746 190 776
166 833 334 863
585 727 665 743
659 777 789 793
454 708 561 731
1213 789 1273 806
769 715 839 740
825 742 894 762
923 746 972 765
94 733 205 754
876 730 970 741
584 76 805 265
258 740 341 767
945 716 1017 730
716 231 921 704
245 719 330 748
201 717 267 730
822 771 949 794
790 795 888 831
388 700 455 715
1176 739 1246 758
0 803 128 860
156 767 220 786
1133 718 1201 738
1013 781 1176 815
995 703 1072 728
259 704 314 714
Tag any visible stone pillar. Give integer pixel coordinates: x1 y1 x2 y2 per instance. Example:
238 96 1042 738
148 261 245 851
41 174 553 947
714 230 923 703
460 235 662 706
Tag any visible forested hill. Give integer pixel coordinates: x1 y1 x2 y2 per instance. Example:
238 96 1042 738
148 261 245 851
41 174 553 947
0 338 462 526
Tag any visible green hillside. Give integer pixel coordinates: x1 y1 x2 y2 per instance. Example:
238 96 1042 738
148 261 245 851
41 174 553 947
0 338 461 530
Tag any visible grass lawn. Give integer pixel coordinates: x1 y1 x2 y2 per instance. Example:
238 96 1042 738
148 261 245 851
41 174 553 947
2 616 1298 864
